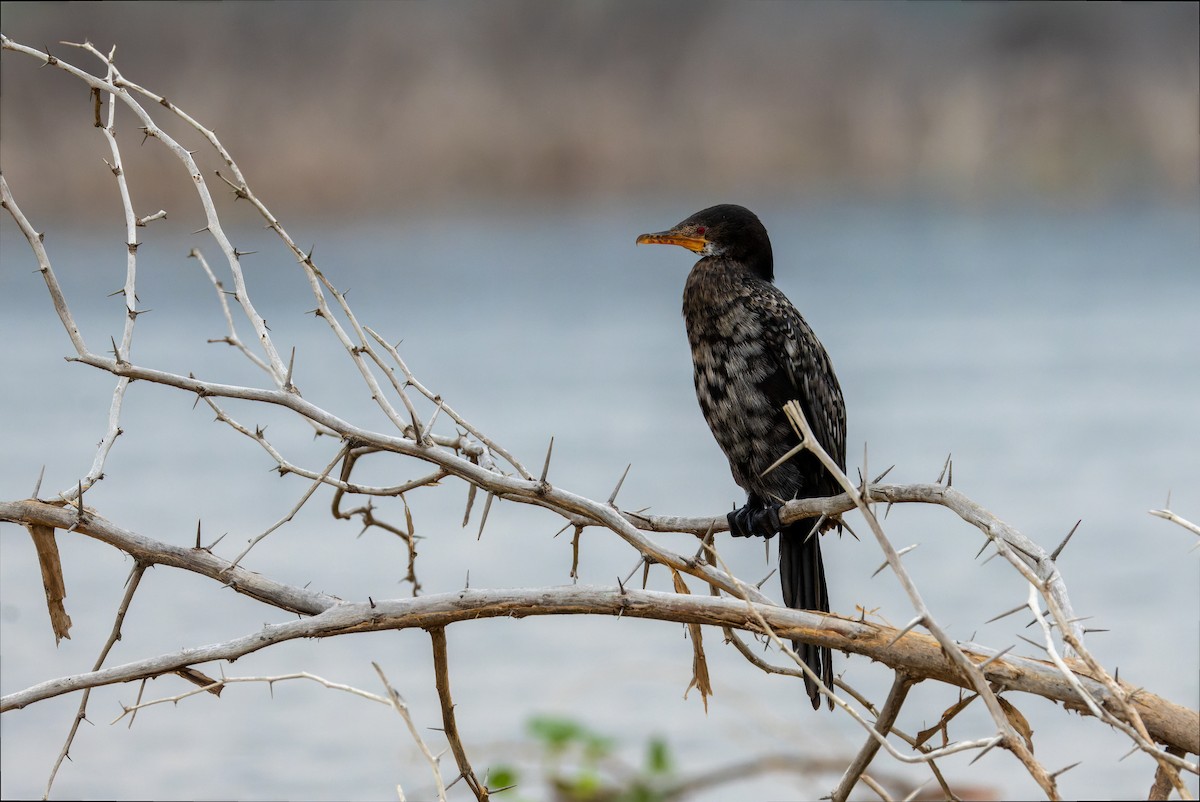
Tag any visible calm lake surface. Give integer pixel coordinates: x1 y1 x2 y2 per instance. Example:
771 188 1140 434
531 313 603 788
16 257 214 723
2 198 1198 800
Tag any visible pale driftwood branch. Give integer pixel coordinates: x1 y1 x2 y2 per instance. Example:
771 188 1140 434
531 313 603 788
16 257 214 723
76 33 429 450
0 174 88 356
178 100 500 466
306 278 418 439
2 345 775 605
56 48 139 506
2 582 1191 754
0 500 339 617
52 39 290 383
0 506 1194 758
3 165 130 504
83 42 413 442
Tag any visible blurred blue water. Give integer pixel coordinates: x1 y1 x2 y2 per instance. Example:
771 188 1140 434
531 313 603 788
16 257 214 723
2 198 1198 800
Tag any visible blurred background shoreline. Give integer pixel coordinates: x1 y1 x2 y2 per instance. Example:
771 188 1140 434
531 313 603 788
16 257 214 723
2 1 1197 223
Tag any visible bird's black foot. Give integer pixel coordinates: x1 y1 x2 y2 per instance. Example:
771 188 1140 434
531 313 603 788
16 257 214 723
728 499 783 539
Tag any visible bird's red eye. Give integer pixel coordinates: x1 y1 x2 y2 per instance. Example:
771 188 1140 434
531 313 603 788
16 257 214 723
696 227 706 235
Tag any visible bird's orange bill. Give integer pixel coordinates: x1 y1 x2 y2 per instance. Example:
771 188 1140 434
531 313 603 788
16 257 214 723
635 231 708 252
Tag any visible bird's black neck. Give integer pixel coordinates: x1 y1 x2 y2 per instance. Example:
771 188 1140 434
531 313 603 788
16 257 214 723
721 238 773 282
749 252 773 282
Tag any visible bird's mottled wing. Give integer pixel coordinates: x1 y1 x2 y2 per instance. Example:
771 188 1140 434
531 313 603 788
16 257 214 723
754 285 847 478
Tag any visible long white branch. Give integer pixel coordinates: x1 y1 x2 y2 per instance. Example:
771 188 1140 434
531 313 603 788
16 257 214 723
0 175 88 355
5 344 773 604
3 36 290 381
0 558 1191 761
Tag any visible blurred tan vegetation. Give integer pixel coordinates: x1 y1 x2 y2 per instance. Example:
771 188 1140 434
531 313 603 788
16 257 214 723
1 1 1196 221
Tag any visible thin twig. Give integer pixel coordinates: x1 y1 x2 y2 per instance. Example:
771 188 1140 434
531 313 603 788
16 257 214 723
372 662 447 802
112 671 390 723
831 672 915 802
226 443 351 569
1149 508 1200 538
43 562 147 799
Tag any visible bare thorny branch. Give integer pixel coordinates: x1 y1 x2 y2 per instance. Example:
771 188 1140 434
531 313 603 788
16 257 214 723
1 35 1196 802
430 628 488 801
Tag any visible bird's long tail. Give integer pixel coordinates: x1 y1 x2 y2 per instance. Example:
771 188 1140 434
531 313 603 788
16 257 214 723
780 518 833 710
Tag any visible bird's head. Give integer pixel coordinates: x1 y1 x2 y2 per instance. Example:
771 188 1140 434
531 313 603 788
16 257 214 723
636 204 773 281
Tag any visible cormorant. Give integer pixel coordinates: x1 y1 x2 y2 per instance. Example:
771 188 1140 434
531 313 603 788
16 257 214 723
637 204 846 710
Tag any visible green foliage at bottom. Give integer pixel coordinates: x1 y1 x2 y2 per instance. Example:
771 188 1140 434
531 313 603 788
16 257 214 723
490 715 675 802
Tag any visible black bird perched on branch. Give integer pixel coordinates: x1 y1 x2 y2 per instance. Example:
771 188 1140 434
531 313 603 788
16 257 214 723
637 204 846 710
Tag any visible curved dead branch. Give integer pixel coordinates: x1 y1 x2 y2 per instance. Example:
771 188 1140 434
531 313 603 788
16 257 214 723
2 499 1196 760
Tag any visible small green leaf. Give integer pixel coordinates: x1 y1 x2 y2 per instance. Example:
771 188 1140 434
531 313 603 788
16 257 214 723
645 737 672 775
529 715 587 752
572 768 603 797
489 764 519 792
583 733 614 762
